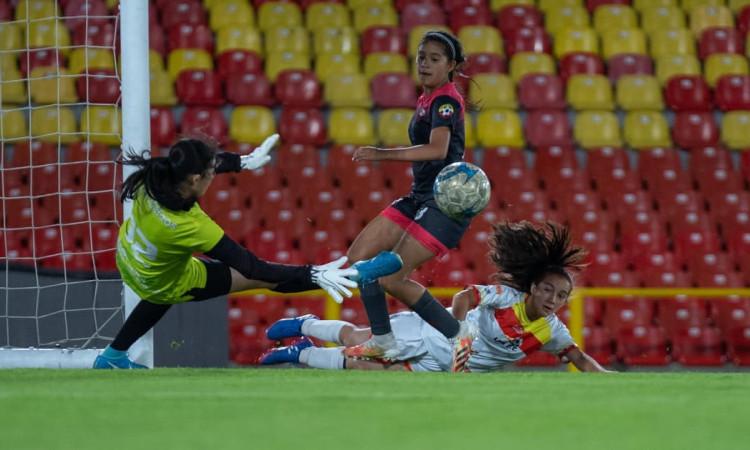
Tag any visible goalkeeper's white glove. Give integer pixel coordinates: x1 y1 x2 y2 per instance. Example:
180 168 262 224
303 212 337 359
311 256 359 304
240 133 279 171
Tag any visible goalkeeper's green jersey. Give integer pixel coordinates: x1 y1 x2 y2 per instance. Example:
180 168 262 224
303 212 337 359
116 188 224 303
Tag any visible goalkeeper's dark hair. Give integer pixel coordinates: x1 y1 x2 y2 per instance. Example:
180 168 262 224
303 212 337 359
488 221 588 293
119 138 217 211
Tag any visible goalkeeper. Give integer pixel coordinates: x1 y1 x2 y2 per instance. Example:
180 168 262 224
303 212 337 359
94 136 399 369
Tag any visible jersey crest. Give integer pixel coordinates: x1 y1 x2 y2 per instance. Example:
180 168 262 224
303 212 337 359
437 103 454 119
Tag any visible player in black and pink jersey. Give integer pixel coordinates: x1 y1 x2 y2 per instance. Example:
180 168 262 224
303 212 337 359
343 31 474 369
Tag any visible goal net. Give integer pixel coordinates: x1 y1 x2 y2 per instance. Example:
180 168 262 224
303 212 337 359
0 0 150 368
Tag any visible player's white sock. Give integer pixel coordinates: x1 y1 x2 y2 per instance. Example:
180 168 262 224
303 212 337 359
299 347 345 370
301 319 349 344
372 331 396 348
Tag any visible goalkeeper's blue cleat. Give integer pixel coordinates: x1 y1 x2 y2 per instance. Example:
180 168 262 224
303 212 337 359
93 354 148 369
352 251 403 284
266 314 318 341
258 337 314 365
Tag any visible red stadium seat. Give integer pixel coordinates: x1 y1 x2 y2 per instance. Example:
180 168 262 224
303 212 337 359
586 0 630 12
216 50 263 80
607 54 654 83
76 69 119 103
583 326 614 365
605 190 652 224
664 75 712 112
175 70 224 106
603 298 654 333
9 141 57 168
64 0 109 29
593 167 642 200
225 72 274 106
562 194 607 228
698 28 743 60
496 5 543 37
697 168 745 205
150 107 176 148
534 144 577 181
710 191 750 227
449 4 492 33
504 27 552 57
714 75 750 111
583 252 633 287
371 73 417 108
672 327 725 366
67 141 112 162
524 111 572 148
672 112 719 149
691 251 735 282
0 0 11 21
673 226 722 269
689 146 733 182
621 227 670 268
275 70 323 107
538 167 590 206
657 190 703 225
180 107 228 144
518 74 565 109
559 52 604 82
19 49 63 76
644 167 692 207
278 108 327 146
167 23 214 53
616 326 670 366
362 26 406 55
149 23 167 56
568 209 616 255
658 297 711 335
160 1 206 29
71 20 117 49
586 147 629 182
726 326 750 366
739 5 750 36
637 147 682 186
464 52 506 76
401 2 446 32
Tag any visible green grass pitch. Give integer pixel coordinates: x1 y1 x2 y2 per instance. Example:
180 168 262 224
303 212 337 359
1 369 748 450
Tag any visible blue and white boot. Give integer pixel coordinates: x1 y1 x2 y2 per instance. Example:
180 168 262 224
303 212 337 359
258 337 314 365
352 251 403 284
266 314 319 340
93 347 148 369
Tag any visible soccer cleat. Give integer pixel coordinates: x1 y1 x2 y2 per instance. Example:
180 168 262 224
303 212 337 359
352 251 403 284
450 321 476 373
343 336 399 360
258 337 314 365
266 314 319 341
93 354 148 369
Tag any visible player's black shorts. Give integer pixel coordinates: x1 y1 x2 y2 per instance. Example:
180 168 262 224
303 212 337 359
185 259 232 302
381 194 470 257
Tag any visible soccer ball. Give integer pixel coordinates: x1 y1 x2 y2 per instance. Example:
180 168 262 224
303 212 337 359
433 162 491 220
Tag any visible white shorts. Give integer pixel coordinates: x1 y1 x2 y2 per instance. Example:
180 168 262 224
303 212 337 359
390 311 448 372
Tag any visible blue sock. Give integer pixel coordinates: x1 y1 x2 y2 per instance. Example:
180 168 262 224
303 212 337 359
102 345 127 359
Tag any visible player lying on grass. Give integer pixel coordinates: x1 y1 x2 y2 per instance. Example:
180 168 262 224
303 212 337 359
94 136 401 369
260 221 612 373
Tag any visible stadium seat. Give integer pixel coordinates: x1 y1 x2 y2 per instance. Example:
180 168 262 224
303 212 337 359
721 111 750 149
616 326 670 366
518 74 565 110
266 51 311 82
704 54 749 87
28 67 78 104
602 29 648 61
649 29 696 60
225 72 274 106
458 25 503 55
167 49 213 80
656 189 704 224
167 23 214 53
65 1 109 32
740 4 750 35
496 5 543 36
29 106 78 144
68 48 115 74
0 21 20 52
672 112 719 149
593 5 638 33
160 1 206 29
180 106 228 144
15 0 58 22
216 50 263 79
215 26 262 56
0 109 27 142
209 0 255 30
624 111 672 149
641 6 686 33
150 107 176 148
306 2 350 31
80 106 120 146
175 69 224 106
469 74 517 109
534 144 579 183
26 19 71 55
275 70 322 107
524 111 572 148
230 106 276 145
265 27 310 56
149 70 177 106
19 48 62 75
371 73 417 108
400 2 445 33
149 49 166 73
353 4 398 33
76 69 119 104
682 0 725 9
258 2 302 31
504 27 552 57
8 140 56 169
538 0 582 13
363 52 408 80
378 109 413 147
672 327 725 366
448 4 493 32
279 107 327 147
362 26 406 55
545 5 590 35
587 146 630 180
575 111 622 149
313 26 360 56
657 297 711 335
324 73 372 108
582 326 615 366
726 326 750 366
616 75 663 110
715 75 750 111
463 53 507 78
603 298 655 333
148 23 167 56
655 54 701 85
408 25 453 57
508 52 555 83
690 6 734 37
710 190 750 226
567 74 614 110
698 167 745 205
732 0 750 13
664 75 713 111
559 52 605 82
329 108 375 145
476 109 524 148
315 53 360 82
553 28 599 59
698 27 744 60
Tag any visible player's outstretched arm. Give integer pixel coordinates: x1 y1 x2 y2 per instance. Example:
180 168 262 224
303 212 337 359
352 127 451 162
566 348 616 373
451 289 475 321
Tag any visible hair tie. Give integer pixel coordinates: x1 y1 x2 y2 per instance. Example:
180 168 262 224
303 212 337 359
425 31 456 61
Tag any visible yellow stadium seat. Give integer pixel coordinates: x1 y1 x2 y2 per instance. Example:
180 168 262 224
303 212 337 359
347 0 391 8
31 106 78 143
209 0 255 30
265 27 310 56
307 3 351 31
634 0 677 10
80 106 121 146
624 111 671 149
167 49 213 80
378 109 412 147
593 5 638 33
324 73 372 108
68 48 116 75
458 26 503 56
26 19 71 55
1 67 28 104
353 5 398 33
0 109 27 141
216 26 262 55
649 29 695 59
15 0 58 23
314 27 359 56
656 54 701 84
721 111 750 148
364 52 408 80
575 111 622 148
329 107 376 145
150 70 177 106
491 0 535 12
602 29 647 60
539 0 582 13
616 75 664 110
705 54 749 87
729 0 750 12
567 74 614 110
230 106 276 145
545 6 590 35
149 50 165 73
29 67 78 104
477 109 524 148
266 51 310 82
682 0 726 10
315 53 360 83
464 113 477 148
258 1 302 31
409 25 452 57
641 7 687 33
0 23 22 51
470 74 517 109
553 28 599 59
509 52 556 83
690 6 733 37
